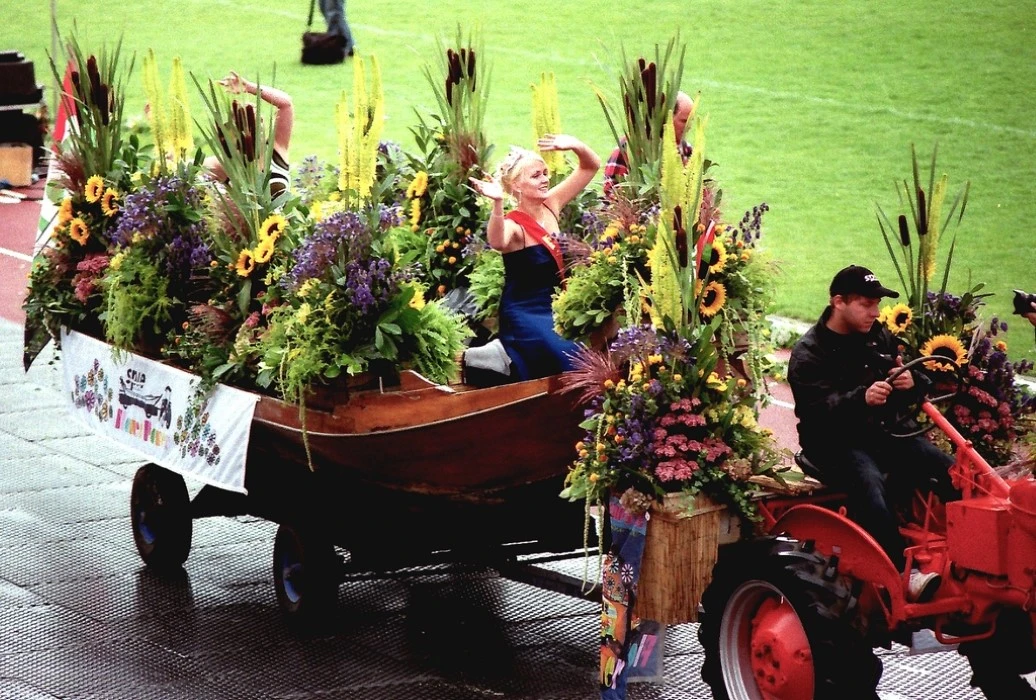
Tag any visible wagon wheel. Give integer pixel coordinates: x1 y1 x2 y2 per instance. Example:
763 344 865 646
272 523 340 629
959 609 1036 699
131 463 192 570
699 537 881 700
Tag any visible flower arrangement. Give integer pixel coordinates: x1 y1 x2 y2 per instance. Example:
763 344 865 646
559 110 784 524
876 145 1035 466
254 205 471 403
403 28 492 297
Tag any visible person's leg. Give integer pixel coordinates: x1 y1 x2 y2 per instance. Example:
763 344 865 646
811 446 908 571
340 0 355 54
318 0 347 39
883 436 959 504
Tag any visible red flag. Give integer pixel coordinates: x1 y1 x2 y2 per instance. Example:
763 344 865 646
52 60 77 144
694 219 717 273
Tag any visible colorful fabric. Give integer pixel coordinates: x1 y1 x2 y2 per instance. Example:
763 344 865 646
61 329 258 493
600 495 648 699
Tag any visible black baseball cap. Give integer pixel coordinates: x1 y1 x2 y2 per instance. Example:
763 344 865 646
829 265 899 299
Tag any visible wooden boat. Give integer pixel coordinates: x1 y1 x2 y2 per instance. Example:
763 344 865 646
251 370 586 502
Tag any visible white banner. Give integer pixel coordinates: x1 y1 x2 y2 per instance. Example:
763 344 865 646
61 329 258 494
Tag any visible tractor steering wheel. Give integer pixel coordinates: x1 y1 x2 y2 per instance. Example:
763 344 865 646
882 355 965 439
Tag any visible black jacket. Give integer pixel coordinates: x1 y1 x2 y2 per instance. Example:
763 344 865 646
788 307 916 452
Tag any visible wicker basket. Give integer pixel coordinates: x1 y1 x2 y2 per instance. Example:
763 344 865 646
636 492 735 624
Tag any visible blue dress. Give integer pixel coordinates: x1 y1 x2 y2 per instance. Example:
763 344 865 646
498 244 581 381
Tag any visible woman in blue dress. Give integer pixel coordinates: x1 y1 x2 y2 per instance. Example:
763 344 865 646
470 135 601 380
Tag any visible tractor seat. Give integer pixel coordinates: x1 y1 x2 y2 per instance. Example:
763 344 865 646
794 450 826 483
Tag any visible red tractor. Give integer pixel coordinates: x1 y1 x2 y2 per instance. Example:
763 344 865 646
697 358 1036 699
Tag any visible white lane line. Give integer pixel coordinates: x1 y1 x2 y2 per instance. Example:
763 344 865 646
0 246 32 263
770 397 795 410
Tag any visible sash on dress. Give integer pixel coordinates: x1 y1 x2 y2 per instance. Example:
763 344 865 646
505 210 566 281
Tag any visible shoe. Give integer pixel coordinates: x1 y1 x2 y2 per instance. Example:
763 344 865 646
907 569 942 603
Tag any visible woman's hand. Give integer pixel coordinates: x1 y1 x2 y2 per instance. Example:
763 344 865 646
537 133 580 152
469 177 503 202
218 71 250 95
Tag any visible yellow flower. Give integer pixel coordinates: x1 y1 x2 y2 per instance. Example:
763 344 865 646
448 256 457 265
328 191 341 202
253 236 276 264
995 340 1008 352
235 249 256 277
700 281 727 318
297 278 317 298
920 334 968 372
410 198 421 226
84 175 105 203
406 282 426 310
100 188 120 217
406 171 428 198
297 302 311 324
707 238 729 275
706 372 728 392
259 213 287 242
877 305 890 326
58 197 74 225
69 217 90 245
109 251 126 270
885 303 913 334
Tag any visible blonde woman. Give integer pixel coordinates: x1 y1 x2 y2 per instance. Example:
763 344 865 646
469 134 600 380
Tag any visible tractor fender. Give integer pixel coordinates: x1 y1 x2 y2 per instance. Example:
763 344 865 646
771 504 907 619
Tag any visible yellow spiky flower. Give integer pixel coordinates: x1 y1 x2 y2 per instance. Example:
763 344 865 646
646 216 682 328
531 72 564 175
337 55 385 205
168 56 193 160
141 50 169 168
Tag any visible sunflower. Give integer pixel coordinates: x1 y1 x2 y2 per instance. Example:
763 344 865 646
252 236 276 264
258 213 287 242
84 175 105 203
100 188 120 217
69 217 90 245
885 303 913 334
58 197 74 225
707 238 729 275
920 334 968 372
700 281 727 318
235 249 256 277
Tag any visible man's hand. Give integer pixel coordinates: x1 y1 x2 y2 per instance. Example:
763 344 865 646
865 380 894 406
887 355 914 390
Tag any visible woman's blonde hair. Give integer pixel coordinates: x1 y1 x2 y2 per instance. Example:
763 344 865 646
497 146 544 196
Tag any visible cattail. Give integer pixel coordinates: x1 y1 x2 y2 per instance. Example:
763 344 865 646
917 188 928 235
673 205 687 268
643 62 656 114
468 49 476 92
87 56 102 103
898 214 910 246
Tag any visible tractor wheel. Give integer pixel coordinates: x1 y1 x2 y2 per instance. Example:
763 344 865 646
272 523 340 630
130 464 192 570
959 609 1036 699
699 537 881 700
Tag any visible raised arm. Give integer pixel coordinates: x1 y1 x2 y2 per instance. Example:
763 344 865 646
219 71 294 157
540 134 600 212
469 177 522 252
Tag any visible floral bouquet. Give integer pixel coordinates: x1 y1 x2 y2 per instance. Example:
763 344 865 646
559 110 784 524
24 35 144 362
253 205 471 405
876 145 1035 466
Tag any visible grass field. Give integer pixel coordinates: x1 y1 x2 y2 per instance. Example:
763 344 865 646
9 0 1036 362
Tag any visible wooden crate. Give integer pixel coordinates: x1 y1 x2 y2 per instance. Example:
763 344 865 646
0 143 32 187
636 492 738 624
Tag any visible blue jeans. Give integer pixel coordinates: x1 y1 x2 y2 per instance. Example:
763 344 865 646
319 0 353 51
807 436 956 571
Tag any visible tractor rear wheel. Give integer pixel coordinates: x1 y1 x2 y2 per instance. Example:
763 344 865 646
699 537 881 700
959 609 1036 699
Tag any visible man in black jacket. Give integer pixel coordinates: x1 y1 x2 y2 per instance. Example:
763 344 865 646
788 265 956 602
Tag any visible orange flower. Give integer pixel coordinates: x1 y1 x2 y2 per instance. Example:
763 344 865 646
58 197 74 225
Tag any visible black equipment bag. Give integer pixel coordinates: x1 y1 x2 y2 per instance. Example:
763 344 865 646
301 0 345 65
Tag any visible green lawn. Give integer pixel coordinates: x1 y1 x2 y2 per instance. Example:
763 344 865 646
9 0 1036 363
